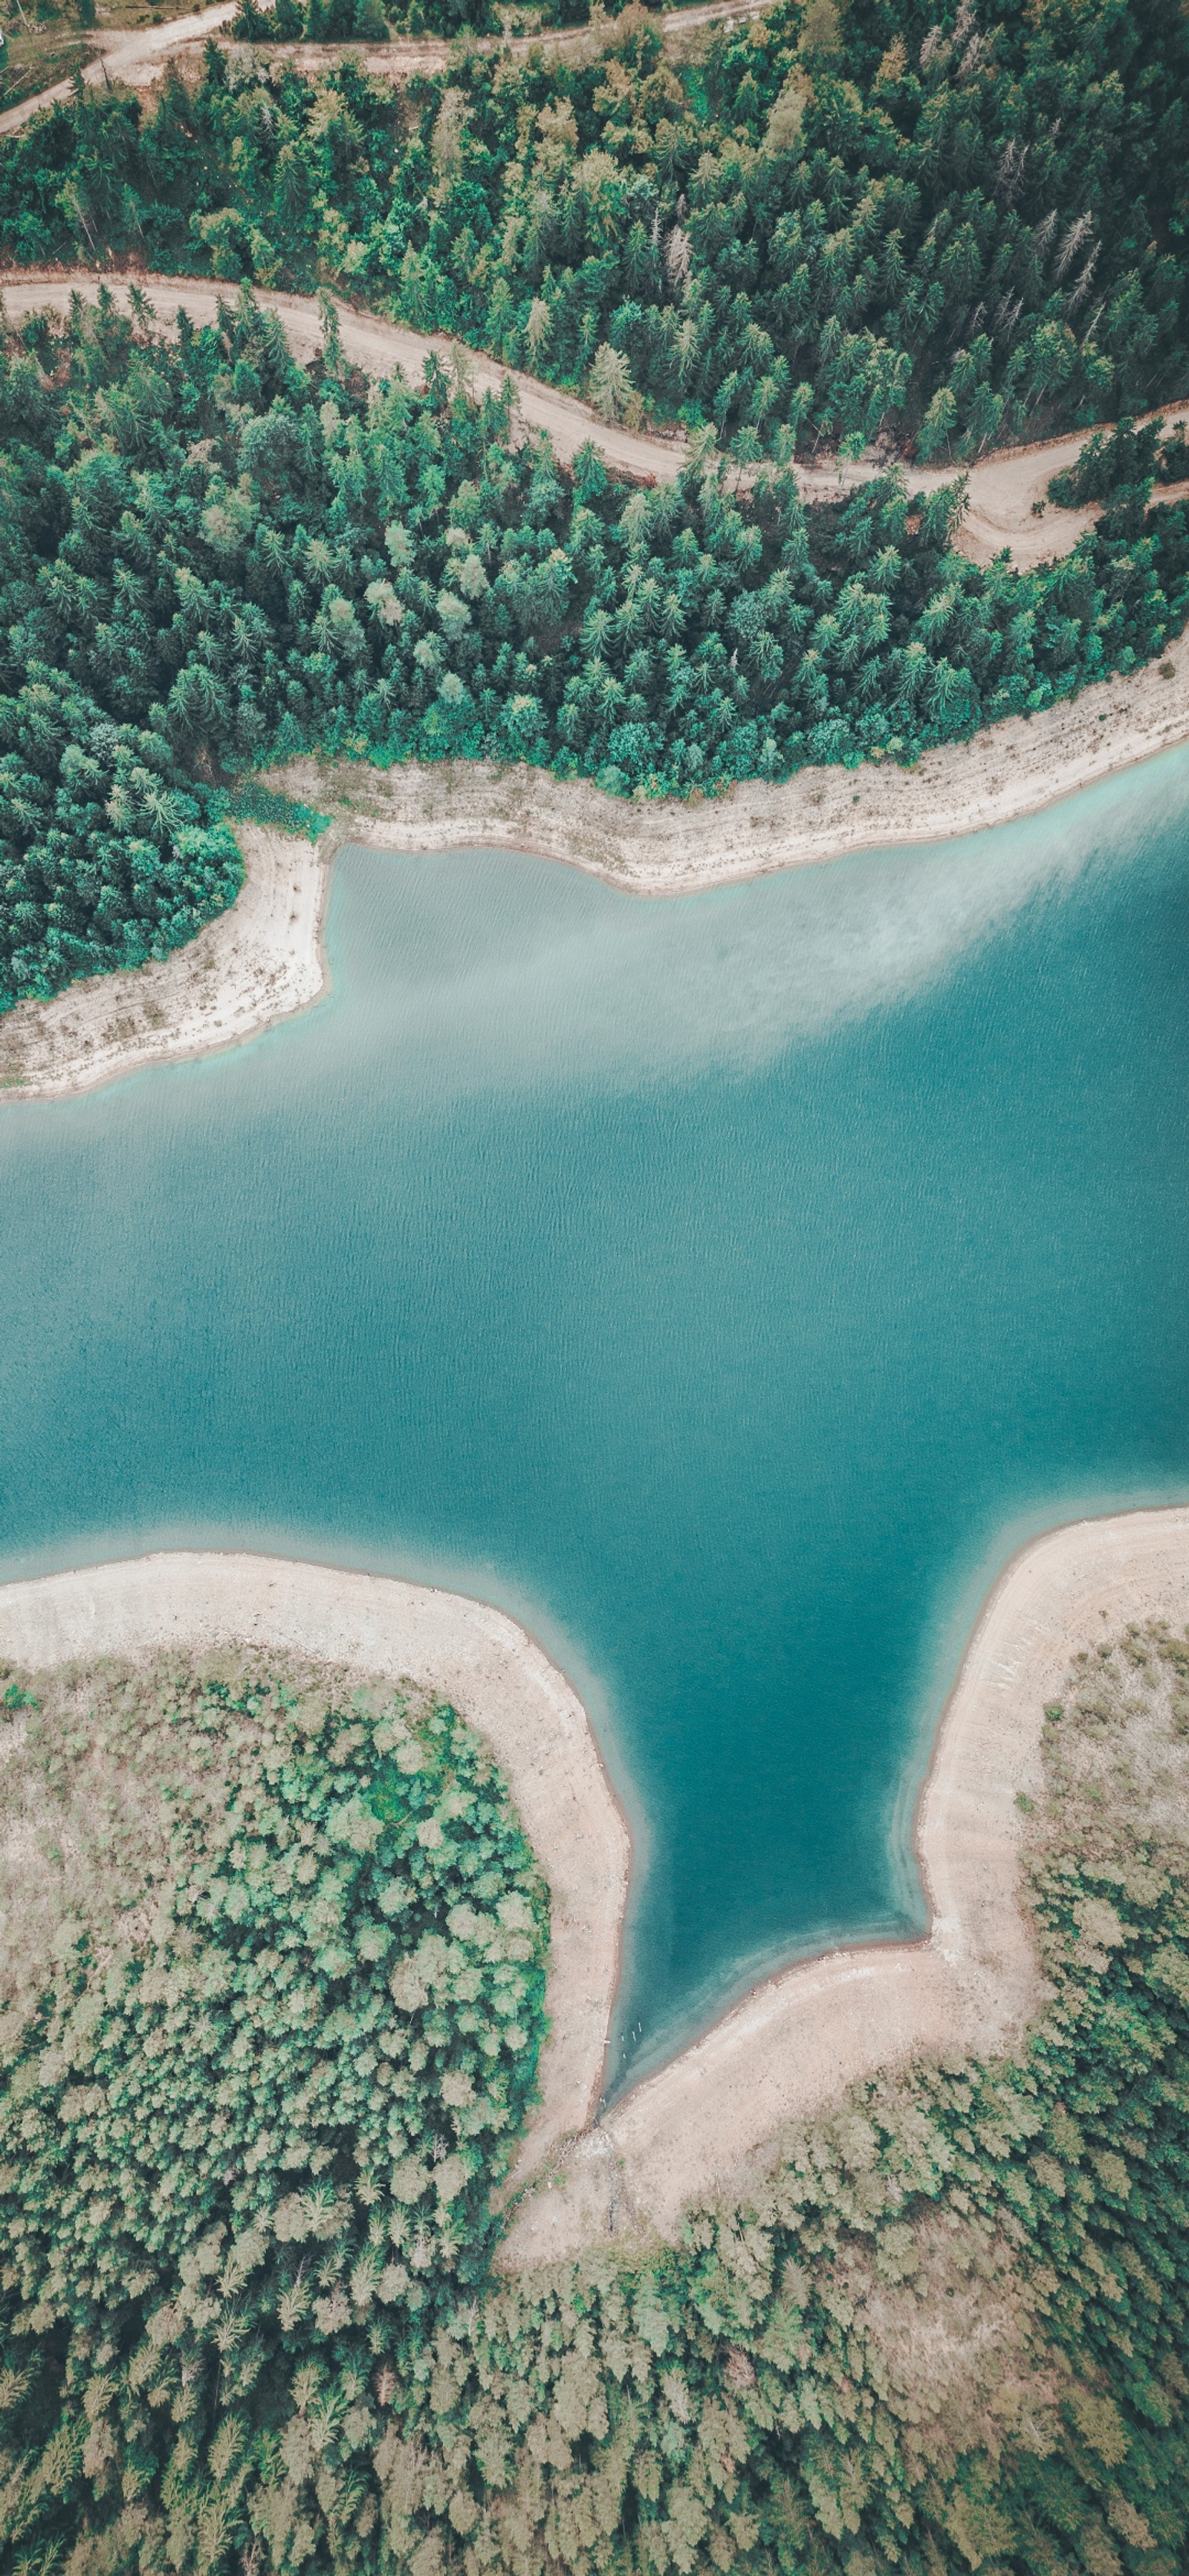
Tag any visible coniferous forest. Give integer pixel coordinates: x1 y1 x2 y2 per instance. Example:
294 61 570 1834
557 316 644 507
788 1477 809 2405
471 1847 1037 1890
1 285 1187 1009
3 0 1188 457
3 1627 1189 2576
1 0 1189 1005
3 7 1189 2572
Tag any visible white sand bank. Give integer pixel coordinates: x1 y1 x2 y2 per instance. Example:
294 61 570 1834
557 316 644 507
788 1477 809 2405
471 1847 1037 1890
501 1505 1189 2263
0 1550 629 2194
0 825 325 1102
2 1522 1187 2258
7 606 1189 1104
282 609 1189 895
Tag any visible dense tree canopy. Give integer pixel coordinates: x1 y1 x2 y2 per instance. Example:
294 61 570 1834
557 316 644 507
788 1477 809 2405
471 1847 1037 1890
4 1624 1189 2576
0 1655 548 2575
2 0 1188 455
2 285 1187 1008
1 0 1188 1002
1048 412 1189 510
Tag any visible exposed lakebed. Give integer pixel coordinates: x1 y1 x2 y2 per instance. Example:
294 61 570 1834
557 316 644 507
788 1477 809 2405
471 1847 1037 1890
4 753 1189 2092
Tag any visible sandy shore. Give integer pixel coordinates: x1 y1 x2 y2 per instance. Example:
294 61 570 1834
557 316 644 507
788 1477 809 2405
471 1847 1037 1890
7 611 1189 1103
2 265 1188 1103
0 1551 629 2193
500 1505 1189 2262
2 1521 1186 2258
0 825 325 1103
282 611 1189 892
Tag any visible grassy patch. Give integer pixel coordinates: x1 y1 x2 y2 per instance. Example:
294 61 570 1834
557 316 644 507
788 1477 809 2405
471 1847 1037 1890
220 779 333 838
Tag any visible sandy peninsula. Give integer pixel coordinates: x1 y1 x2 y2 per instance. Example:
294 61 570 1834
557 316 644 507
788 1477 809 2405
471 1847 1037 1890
0 825 325 1102
0 1550 629 2196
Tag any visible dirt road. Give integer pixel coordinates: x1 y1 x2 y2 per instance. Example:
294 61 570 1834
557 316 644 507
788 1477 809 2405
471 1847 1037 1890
0 0 767 137
5 266 1187 560
4 0 1186 558
0 1 239 137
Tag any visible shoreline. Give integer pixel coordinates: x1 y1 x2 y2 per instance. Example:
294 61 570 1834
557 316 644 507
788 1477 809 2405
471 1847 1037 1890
0 823 328 1103
282 613 1189 887
2 1519 1188 2261
0 1550 630 2197
1 264 1188 1105
501 1502 1189 2261
4 620 1189 1103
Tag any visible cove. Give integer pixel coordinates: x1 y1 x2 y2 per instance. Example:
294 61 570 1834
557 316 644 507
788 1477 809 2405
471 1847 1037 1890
3 753 1189 2095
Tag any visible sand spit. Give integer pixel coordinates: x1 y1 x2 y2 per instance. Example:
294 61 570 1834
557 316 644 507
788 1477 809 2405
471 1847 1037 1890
501 1505 1189 2264
0 824 325 1102
0 1551 629 2196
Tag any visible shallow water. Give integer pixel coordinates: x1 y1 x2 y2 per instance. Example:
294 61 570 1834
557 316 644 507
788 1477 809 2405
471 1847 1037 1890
4 753 1189 2092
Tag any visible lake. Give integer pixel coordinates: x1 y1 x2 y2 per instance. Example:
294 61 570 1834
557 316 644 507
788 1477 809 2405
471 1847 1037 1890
3 751 1189 2093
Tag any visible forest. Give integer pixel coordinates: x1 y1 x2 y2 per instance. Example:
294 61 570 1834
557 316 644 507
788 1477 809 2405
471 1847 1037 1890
1 0 1187 455
3 4 1189 2563
1 0 1188 1006
3 1619 1189 2576
1 284 1187 1008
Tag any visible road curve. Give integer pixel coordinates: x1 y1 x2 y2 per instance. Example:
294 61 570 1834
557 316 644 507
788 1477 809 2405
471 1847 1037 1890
0 1 239 139
5 265 1186 559
0 0 768 139
1 267 693 485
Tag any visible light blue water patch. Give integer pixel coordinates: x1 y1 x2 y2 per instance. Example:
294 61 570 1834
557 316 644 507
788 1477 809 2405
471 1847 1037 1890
3 749 1189 2093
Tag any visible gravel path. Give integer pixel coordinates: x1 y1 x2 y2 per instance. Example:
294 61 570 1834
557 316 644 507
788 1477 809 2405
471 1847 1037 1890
0 0 239 137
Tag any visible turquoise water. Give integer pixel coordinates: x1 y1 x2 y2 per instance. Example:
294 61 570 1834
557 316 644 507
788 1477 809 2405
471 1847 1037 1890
3 753 1189 2092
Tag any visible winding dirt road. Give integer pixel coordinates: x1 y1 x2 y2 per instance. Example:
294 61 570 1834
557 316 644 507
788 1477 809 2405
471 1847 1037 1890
0 0 766 139
4 265 1187 560
4 0 1187 552
0 1 239 138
